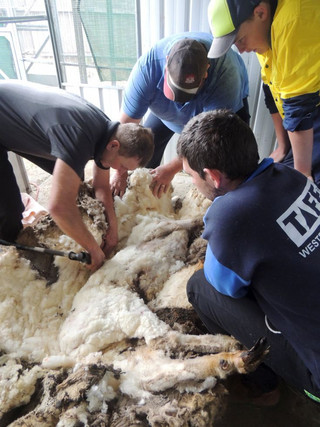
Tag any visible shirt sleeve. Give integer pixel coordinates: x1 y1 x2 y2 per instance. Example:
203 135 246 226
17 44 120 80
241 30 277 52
48 124 93 178
204 243 250 298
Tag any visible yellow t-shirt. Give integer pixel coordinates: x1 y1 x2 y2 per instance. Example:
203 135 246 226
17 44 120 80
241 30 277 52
257 0 320 119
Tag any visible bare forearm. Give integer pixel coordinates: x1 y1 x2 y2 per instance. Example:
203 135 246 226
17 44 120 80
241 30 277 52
166 157 183 175
272 112 290 148
119 110 141 124
93 167 116 224
288 128 313 178
50 204 99 253
93 164 118 254
50 159 105 271
152 157 183 180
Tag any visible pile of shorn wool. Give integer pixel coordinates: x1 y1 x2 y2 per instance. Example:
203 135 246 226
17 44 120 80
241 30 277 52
0 169 267 426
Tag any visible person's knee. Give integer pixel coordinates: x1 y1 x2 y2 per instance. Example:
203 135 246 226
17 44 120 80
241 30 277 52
186 278 194 304
187 269 206 304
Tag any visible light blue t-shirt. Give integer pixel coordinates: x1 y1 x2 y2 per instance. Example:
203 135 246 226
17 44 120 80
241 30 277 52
122 32 249 134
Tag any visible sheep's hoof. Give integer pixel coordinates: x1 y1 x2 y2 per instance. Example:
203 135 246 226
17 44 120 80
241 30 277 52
239 337 269 373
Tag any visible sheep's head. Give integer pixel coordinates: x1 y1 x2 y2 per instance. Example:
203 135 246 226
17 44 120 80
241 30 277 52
219 337 269 375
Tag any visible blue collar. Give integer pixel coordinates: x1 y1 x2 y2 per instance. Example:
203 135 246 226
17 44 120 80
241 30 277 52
245 158 274 183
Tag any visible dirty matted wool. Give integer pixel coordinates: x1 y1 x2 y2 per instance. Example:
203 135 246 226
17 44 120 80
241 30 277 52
0 169 267 426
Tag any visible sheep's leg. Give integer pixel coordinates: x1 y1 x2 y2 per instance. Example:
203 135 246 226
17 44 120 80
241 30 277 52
143 338 268 393
189 337 269 378
150 330 242 354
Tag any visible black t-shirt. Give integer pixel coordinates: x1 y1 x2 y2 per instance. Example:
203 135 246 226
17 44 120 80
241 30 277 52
0 80 119 177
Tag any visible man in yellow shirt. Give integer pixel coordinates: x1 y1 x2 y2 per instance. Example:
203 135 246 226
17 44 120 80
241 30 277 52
207 0 320 187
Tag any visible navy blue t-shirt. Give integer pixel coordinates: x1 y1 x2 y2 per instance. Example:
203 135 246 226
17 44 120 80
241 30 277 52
0 80 119 177
203 159 320 390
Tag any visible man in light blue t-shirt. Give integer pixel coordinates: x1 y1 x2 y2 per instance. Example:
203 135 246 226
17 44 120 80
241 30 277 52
111 32 250 198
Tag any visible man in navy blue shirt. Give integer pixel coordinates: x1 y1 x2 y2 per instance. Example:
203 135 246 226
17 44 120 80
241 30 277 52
0 80 154 271
112 32 249 198
177 109 320 405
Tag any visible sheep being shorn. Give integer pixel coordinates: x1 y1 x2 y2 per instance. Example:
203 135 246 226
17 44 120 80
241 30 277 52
0 169 267 426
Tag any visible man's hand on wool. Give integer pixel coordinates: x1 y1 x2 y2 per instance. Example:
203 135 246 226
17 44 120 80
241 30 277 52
110 170 128 198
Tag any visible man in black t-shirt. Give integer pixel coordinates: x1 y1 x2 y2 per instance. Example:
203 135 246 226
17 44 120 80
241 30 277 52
0 80 154 271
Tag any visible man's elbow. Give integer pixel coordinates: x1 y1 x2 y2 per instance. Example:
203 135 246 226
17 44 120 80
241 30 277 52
119 110 141 124
48 201 67 222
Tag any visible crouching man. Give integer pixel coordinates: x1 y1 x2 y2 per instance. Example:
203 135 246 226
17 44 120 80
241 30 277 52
177 109 320 405
0 80 154 272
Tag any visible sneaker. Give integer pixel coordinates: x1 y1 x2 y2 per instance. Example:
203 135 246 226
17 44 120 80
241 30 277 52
304 389 320 404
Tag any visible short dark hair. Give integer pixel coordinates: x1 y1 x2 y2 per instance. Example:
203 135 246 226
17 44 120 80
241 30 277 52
177 109 259 180
115 123 154 166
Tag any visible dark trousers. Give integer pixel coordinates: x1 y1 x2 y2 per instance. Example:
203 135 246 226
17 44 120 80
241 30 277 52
145 99 251 169
0 146 24 241
187 269 319 397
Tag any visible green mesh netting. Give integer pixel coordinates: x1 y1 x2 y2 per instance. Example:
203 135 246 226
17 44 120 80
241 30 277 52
79 0 137 83
0 36 18 79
